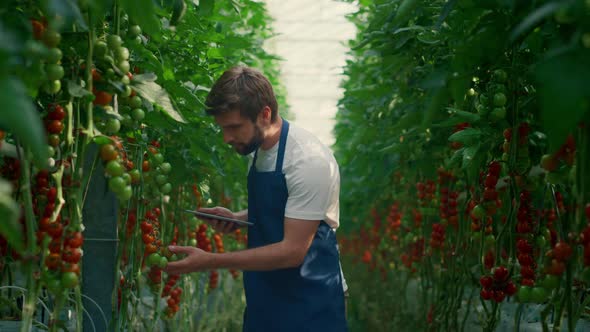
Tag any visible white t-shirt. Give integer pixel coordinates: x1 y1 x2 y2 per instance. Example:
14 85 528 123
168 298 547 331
249 123 340 229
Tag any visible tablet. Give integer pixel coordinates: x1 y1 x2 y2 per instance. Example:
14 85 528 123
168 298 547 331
183 209 253 226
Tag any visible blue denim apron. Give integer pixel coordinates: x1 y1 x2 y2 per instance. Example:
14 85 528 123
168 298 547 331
242 119 348 332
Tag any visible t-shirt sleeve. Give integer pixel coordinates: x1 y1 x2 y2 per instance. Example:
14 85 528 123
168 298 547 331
284 155 334 221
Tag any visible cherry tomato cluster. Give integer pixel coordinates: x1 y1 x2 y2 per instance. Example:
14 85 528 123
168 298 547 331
479 266 517 303
400 238 424 274
141 143 173 197
44 104 65 151
416 180 436 206
438 168 458 228
31 20 64 95
162 275 182 318
98 140 134 202
196 224 212 252
386 203 402 240
429 223 445 250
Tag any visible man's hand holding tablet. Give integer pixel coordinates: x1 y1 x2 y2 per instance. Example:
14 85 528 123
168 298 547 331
183 207 251 234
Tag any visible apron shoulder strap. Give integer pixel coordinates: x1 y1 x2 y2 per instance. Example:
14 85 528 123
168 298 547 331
275 119 289 172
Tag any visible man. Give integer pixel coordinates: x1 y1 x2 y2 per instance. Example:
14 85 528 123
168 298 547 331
164 66 348 332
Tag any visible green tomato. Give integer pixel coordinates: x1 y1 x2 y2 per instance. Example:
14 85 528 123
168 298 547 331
118 186 133 201
493 69 507 83
158 256 168 269
46 48 63 63
129 96 142 109
128 25 142 37
47 146 56 158
121 172 132 185
535 235 547 248
121 75 131 85
115 47 130 61
109 176 127 194
493 93 507 107
121 85 132 98
471 204 486 220
107 34 123 49
160 183 172 194
43 80 62 94
105 118 121 134
131 108 145 121
129 169 141 183
61 272 79 289
517 286 531 303
467 88 476 97
105 160 125 177
147 253 161 267
189 238 197 247
117 60 130 74
43 30 62 48
156 174 168 185
153 153 164 166
490 107 506 120
94 41 108 58
159 162 172 174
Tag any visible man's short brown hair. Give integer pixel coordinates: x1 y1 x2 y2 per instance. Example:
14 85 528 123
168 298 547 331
205 66 278 123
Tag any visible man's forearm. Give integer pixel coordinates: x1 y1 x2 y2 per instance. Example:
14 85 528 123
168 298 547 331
207 240 304 271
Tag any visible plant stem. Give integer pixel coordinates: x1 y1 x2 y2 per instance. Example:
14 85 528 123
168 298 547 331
18 145 39 332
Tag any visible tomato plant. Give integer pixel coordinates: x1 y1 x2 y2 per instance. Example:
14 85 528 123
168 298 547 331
0 0 288 330
336 0 590 331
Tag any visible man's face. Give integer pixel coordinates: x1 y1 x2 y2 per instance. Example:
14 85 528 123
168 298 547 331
214 111 264 155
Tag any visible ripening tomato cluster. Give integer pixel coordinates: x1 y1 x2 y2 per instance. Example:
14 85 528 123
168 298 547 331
44 104 66 150
480 266 517 303
30 20 65 95
429 224 445 250
416 180 436 205
438 168 458 228
162 275 182 318
386 203 402 241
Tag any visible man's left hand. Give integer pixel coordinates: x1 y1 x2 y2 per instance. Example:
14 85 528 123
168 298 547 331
164 245 212 275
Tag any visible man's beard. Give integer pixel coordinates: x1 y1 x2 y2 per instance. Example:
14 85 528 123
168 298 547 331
235 125 264 155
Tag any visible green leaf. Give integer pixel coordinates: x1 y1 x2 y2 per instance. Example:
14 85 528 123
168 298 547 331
0 77 48 168
448 127 482 145
132 73 158 83
462 144 480 168
0 179 23 252
448 108 481 123
393 0 420 27
199 0 215 16
509 2 565 43
132 80 187 123
120 0 161 38
535 49 590 152
170 0 188 26
67 80 92 98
